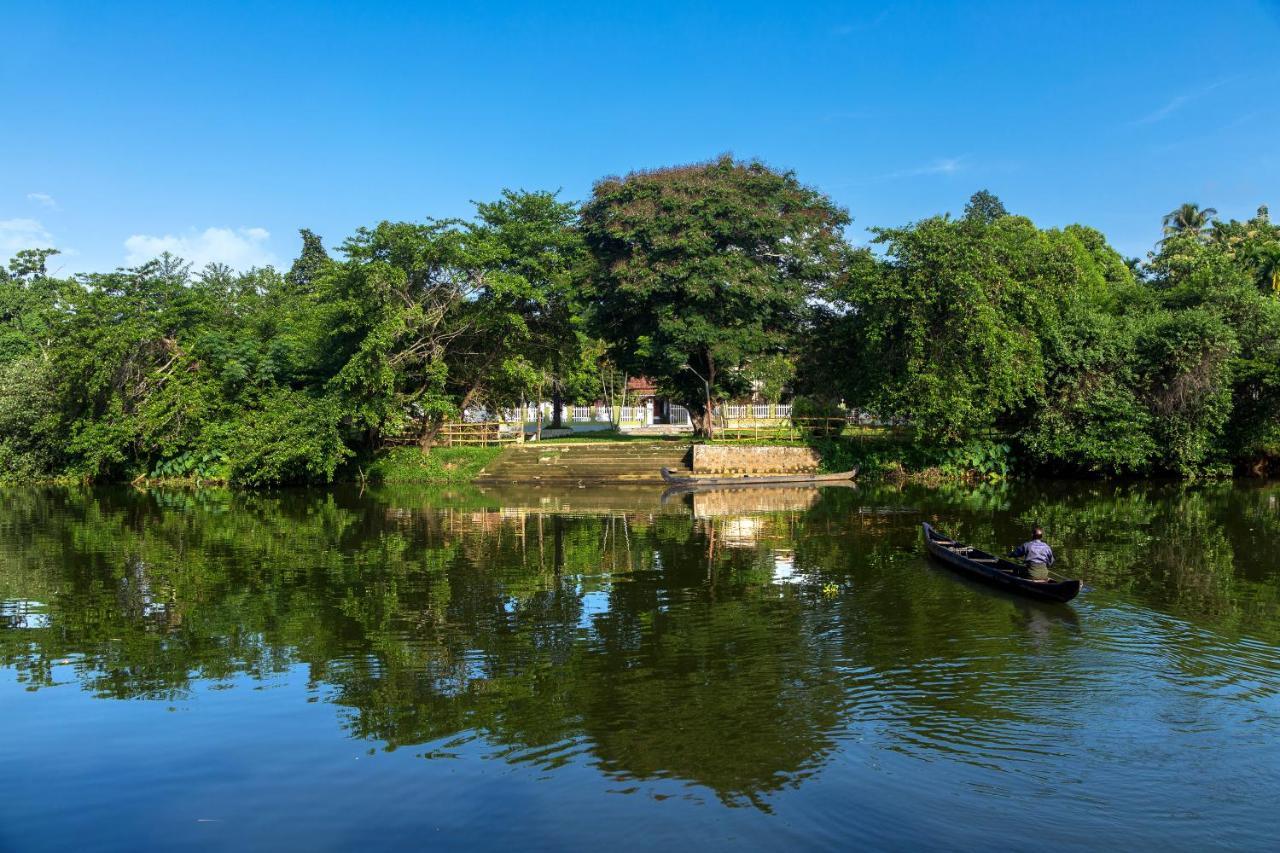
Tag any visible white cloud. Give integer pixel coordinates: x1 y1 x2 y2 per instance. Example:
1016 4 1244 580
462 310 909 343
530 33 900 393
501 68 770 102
26 192 59 210
831 6 892 35
877 157 967 181
0 218 56 257
123 226 276 270
1134 93 1195 126
1130 78 1236 127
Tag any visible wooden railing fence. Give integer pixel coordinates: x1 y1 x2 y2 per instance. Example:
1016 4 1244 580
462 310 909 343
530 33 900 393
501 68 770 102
385 421 521 447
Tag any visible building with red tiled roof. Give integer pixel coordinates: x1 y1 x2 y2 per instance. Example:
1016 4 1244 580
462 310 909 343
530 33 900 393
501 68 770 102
625 376 657 394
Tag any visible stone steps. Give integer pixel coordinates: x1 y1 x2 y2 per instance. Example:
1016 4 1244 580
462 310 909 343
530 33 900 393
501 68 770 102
476 443 691 483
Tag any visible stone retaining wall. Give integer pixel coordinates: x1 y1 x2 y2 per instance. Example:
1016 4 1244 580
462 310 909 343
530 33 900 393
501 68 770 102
691 444 821 474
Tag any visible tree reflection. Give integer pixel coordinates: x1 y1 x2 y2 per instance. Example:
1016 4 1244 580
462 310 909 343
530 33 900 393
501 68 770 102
1 481 1277 806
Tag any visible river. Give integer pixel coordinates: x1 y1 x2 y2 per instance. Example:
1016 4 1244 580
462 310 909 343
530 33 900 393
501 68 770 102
1 481 1277 851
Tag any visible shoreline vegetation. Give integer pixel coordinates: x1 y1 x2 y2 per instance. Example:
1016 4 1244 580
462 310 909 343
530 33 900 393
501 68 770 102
5 435 1205 489
3 160 1278 488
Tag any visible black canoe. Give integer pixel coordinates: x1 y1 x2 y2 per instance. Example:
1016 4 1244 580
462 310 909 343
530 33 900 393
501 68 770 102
922 522 1081 603
660 467 857 487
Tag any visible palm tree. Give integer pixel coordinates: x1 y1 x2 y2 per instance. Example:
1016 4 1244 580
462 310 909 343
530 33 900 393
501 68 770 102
1249 242 1280 295
1162 203 1218 238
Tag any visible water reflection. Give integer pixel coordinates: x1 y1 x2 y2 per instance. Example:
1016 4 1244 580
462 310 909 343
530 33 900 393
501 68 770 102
1 481 1278 813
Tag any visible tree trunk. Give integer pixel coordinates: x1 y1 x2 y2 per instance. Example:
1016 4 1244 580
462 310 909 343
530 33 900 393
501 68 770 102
617 373 629 429
704 353 717 440
421 384 480 451
419 414 443 451
701 406 716 439
551 383 564 429
691 402 716 439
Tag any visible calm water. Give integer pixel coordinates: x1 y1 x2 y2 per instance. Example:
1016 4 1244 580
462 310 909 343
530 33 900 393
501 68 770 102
1 481 1278 851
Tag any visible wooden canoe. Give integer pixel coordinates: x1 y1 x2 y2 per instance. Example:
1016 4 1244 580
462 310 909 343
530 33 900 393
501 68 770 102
921 522 1081 603
660 467 857 488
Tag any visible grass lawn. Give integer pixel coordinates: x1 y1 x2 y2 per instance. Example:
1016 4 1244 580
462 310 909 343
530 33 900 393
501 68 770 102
360 446 504 483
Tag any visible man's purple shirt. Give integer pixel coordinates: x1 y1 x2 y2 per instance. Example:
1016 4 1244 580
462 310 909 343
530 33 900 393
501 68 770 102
1012 539 1054 565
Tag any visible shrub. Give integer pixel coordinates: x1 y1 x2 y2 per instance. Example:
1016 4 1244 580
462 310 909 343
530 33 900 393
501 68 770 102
227 390 352 486
790 396 846 437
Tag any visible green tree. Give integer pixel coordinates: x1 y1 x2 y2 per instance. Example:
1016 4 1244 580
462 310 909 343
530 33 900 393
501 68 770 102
1019 302 1157 475
823 215 1099 442
5 248 60 280
318 190 584 447
750 353 796 404
1209 205 1280 296
962 189 1008 223
0 250 72 362
1162 202 1218 239
469 190 586 428
1150 211 1280 472
0 355 62 476
286 228 331 292
1134 308 1236 474
580 156 850 436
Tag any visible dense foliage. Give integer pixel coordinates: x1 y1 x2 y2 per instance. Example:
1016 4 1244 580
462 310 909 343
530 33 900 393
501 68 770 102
580 156 851 436
1 159 1277 483
805 199 1280 476
0 191 589 484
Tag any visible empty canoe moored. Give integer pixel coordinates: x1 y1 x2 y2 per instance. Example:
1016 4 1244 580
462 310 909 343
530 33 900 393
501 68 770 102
659 467 857 488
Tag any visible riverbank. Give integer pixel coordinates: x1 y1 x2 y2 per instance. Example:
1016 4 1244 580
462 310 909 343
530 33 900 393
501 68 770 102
419 436 1003 486
5 433 1255 489
357 446 504 484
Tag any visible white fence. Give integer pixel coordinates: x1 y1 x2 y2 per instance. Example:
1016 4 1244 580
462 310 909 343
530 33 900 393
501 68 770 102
572 405 614 422
495 403 691 428
719 403 792 421
477 403 655 425
494 403 613 423
497 404 556 423
472 400 897 429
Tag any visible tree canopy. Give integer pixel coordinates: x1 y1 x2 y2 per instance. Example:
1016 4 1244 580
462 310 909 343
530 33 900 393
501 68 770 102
0 166 1276 482
1162 203 1218 239
0 190 588 483
580 156 850 435
962 189 1009 223
802 194 1279 476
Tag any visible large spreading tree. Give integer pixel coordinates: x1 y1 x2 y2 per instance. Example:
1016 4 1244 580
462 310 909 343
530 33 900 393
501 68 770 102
318 190 584 448
580 156 850 436
808 193 1138 448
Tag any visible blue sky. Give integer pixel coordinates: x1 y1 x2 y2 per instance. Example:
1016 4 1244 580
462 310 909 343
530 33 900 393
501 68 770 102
3 0 1279 274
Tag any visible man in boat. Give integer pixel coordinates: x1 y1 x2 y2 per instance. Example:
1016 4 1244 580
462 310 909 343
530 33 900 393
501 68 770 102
1010 526 1054 582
